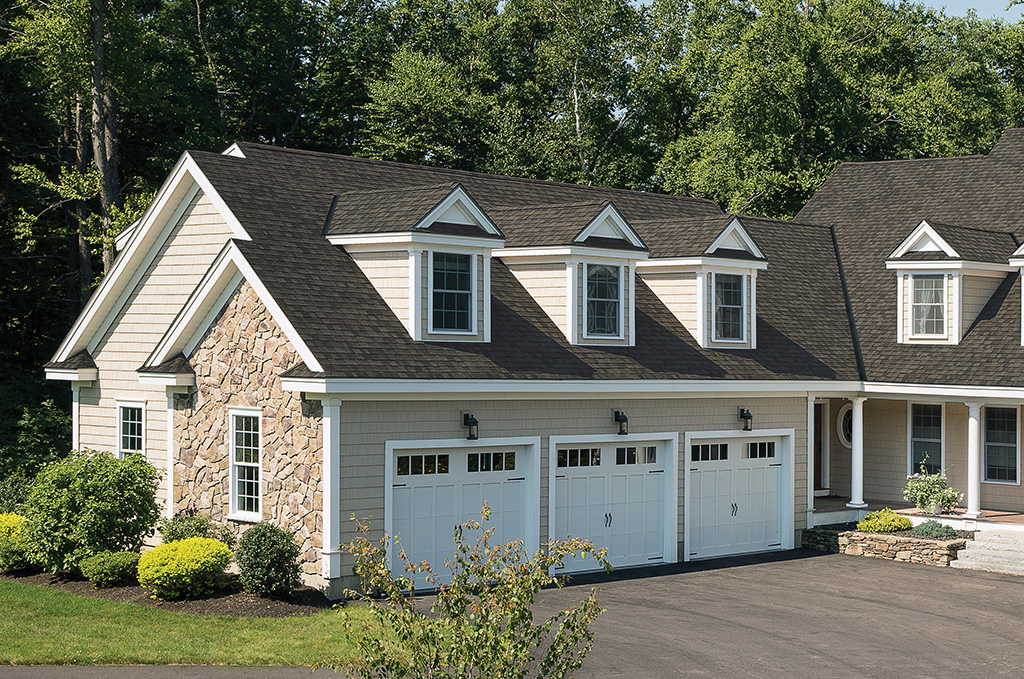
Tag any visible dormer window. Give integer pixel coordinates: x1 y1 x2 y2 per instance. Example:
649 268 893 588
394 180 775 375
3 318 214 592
714 273 744 341
431 252 473 332
585 264 621 337
911 274 944 337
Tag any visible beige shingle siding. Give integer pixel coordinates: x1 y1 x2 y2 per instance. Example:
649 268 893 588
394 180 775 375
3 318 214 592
348 250 411 329
505 261 569 338
639 270 699 340
78 192 233 514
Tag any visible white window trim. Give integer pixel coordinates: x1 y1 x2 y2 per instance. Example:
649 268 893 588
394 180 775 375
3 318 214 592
908 274 948 340
228 406 263 522
907 401 945 475
982 405 1021 486
836 402 853 449
711 271 747 343
426 249 478 336
116 400 146 458
582 262 625 340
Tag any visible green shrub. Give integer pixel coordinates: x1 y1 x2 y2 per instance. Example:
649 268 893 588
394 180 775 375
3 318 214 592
21 450 161 573
0 398 72 480
903 466 963 514
856 508 913 533
912 520 957 539
0 472 35 513
0 513 30 571
159 510 236 550
236 523 301 598
137 537 231 600
80 550 141 588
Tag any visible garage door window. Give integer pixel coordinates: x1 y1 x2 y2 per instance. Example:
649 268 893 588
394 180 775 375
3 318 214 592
692 443 728 461
397 454 450 476
747 441 775 459
557 448 601 467
614 445 658 465
468 451 516 472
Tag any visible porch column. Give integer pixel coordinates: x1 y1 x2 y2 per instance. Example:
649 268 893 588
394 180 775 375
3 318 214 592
847 397 868 509
320 397 343 579
965 401 982 518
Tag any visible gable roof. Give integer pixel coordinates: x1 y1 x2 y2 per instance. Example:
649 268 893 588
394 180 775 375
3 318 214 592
889 219 1018 264
797 127 1024 386
487 201 645 250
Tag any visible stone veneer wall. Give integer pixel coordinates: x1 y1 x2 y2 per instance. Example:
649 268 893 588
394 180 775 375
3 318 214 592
174 280 324 581
802 527 966 566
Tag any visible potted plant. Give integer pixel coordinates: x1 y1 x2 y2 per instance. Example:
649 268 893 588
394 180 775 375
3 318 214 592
903 462 963 515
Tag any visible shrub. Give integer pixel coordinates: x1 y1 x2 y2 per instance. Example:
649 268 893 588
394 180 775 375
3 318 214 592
159 510 236 550
137 537 231 600
0 472 35 513
904 467 963 514
80 550 141 588
21 450 161 573
0 398 72 480
912 520 957 539
857 508 913 533
0 513 30 571
236 522 301 598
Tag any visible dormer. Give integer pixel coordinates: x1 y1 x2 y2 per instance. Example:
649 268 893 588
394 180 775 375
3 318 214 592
491 201 647 346
886 220 1016 345
325 183 504 342
637 216 767 349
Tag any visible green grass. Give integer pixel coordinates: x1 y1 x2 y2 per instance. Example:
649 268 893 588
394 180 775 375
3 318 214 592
0 579 368 666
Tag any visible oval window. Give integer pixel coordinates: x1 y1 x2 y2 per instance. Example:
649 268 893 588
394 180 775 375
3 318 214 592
837 404 853 448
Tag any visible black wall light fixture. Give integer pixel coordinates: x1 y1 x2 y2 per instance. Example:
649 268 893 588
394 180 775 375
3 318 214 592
614 411 629 436
739 407 753 431
463 413 479 440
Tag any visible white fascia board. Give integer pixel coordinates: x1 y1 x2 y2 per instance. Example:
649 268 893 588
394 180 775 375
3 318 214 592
885 260 1014 273
572 202 646 249
493 245 648 262
146 241 324 373
636 256 768 271
51 153 249 364
890 220 959 259
328 232 504 250
414 184 502 236
221 143 246 158
114 218 140 252
863 381 1024 403
45 368 98 382
706 217 766 260
279 377 862 400
138 372 196 387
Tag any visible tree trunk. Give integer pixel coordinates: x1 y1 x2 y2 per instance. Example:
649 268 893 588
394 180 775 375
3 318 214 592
75 97 94 303
90 0 121 274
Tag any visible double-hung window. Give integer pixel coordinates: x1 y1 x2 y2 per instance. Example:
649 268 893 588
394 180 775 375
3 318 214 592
431 252 473 332
230 411 261 519
714 273 744 341
985 407 1018 483
911 275 944 337
118 404 143 458
586 264 620 336
910 403 942 474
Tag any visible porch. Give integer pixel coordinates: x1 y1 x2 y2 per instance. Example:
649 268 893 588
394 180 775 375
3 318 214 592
810 495 1024 532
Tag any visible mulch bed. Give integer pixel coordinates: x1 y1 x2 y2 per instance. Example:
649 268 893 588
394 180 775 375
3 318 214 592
816 521 976 540
1 568 340 618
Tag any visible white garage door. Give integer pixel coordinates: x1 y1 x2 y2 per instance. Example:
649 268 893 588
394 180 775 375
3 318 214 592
552 441 667 572
688 437 784 559
391 445 527 586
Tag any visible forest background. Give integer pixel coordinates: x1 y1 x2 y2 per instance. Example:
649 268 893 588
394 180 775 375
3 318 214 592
1 0 1023 477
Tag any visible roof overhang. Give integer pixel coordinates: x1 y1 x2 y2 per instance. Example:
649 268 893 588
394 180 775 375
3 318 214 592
884 259 1015 273
327 231 504 249
45 367 98 382
137 371 196 387
636 256 768 271
492 245 649 262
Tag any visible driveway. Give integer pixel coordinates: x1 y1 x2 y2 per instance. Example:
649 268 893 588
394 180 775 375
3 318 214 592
2 549 1023 678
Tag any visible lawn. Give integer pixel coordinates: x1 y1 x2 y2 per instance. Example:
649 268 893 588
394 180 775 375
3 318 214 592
0 579 368 666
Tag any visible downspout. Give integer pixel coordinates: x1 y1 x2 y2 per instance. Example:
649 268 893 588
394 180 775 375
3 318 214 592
830 224 866 382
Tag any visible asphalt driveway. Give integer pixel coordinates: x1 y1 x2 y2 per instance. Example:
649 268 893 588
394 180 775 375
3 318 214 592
3 549 1024 678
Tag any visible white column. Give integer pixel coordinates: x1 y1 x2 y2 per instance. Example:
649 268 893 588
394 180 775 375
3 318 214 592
165 389 177 520
847 397 868 509
320 397 343 579
70 383 82 451
965 401 982 518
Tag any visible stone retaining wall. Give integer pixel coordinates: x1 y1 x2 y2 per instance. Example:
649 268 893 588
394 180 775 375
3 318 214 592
803 527 966 566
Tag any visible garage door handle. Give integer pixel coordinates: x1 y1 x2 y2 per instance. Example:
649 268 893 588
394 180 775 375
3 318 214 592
648 469 663 474
731 503 738 517
507 477 525 481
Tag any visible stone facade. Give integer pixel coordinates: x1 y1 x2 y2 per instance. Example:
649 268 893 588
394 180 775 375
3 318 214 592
802 527 967 566
174 280 324 581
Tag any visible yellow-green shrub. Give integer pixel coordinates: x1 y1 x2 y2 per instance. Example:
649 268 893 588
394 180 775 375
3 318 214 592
0 513 30 571
856 508 913 533
137 537 231 600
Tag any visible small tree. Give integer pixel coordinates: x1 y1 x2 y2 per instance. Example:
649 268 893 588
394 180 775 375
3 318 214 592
323 504 609 678
21 450 160 573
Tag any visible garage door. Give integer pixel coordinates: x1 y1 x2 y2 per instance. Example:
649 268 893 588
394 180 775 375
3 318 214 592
391 445 528 586
552 441 667 572
688 437 784 559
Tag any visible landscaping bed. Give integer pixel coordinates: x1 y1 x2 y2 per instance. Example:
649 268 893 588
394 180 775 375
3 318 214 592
803 522 974 567
0 568 335 617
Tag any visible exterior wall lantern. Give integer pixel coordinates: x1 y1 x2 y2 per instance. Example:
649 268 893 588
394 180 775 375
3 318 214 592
739 407 753 431
463 413 479 440
614 410 629 436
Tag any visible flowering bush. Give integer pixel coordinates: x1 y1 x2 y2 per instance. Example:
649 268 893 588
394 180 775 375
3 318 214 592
137 537 231 600
904 466 963 514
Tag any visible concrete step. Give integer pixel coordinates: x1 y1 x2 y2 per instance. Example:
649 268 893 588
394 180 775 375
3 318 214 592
960 540 1024 557
952 556 1024 576
972 531 1024 546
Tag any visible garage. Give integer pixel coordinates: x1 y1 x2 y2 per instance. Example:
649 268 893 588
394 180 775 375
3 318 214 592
684 429 794 560
386 437 540 586
549 434 678 573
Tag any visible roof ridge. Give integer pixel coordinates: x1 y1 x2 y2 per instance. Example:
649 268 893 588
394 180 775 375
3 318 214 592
225 142 721 209
922 219 1018 238
332 181 457 198
487 200 608 212
832 154 988 172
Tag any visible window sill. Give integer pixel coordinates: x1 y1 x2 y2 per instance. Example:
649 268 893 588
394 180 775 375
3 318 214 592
908 334 948 340
227 511 262 524
582 333 625 341
711 338 747 344
427 329 478 336
982 479 1021 486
